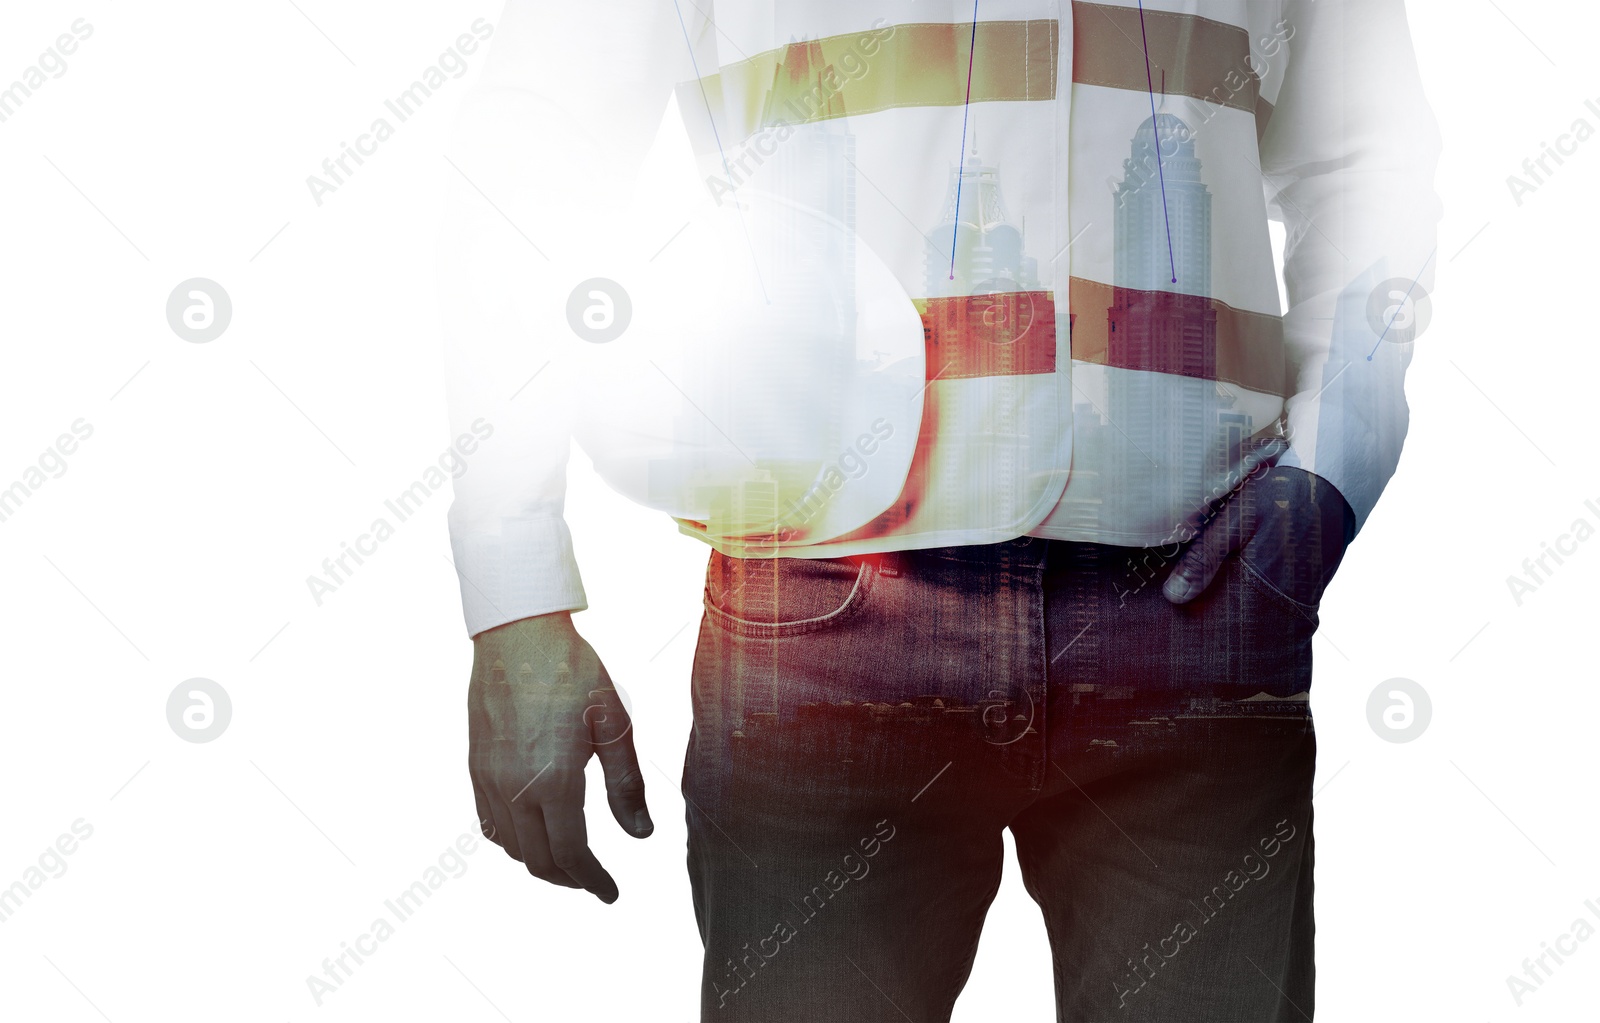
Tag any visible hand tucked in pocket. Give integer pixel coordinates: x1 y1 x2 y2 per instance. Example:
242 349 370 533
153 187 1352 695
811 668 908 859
1162 465 1357 609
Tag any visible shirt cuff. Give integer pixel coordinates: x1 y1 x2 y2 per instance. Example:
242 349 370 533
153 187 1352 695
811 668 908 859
449 514 587 638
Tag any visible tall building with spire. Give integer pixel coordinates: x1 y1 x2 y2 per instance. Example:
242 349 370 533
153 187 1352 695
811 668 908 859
1107 112 1216 378
1102 112 1244 529
913 135 1049 528
924 131 1040 299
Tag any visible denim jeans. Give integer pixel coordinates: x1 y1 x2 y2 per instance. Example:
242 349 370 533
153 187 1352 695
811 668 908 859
683 538 1318 1022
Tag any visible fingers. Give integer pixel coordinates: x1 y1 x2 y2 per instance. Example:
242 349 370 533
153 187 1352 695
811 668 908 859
478 770 524 862
1164 497 1247 604
470 770 498 844
510 804 582 889
596 727 653 838
1170 440 1282 543
587 675 652 838
543 800 620 904
476 755 598 892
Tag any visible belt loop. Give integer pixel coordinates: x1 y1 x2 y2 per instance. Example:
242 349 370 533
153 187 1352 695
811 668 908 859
877 552 901 578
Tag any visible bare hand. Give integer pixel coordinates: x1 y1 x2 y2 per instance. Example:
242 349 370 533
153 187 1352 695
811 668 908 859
1163 464 1356 607
467 612 651 902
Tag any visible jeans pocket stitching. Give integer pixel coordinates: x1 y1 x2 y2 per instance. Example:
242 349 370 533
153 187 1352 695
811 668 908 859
702 559 876 638
1236 550 1321 625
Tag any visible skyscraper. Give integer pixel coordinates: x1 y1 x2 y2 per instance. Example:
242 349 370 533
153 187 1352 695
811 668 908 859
1105 112 1233 529
1107 112 1216 381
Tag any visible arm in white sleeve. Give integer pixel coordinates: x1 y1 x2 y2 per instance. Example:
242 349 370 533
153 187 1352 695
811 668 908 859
439 1 707 637
1259 0 1444 531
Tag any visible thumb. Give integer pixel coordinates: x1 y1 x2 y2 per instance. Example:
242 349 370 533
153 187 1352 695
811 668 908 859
1164 501 1248 604
596 730 653 838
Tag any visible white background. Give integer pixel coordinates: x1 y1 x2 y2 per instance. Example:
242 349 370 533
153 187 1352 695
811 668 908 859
0 2 1595 1020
